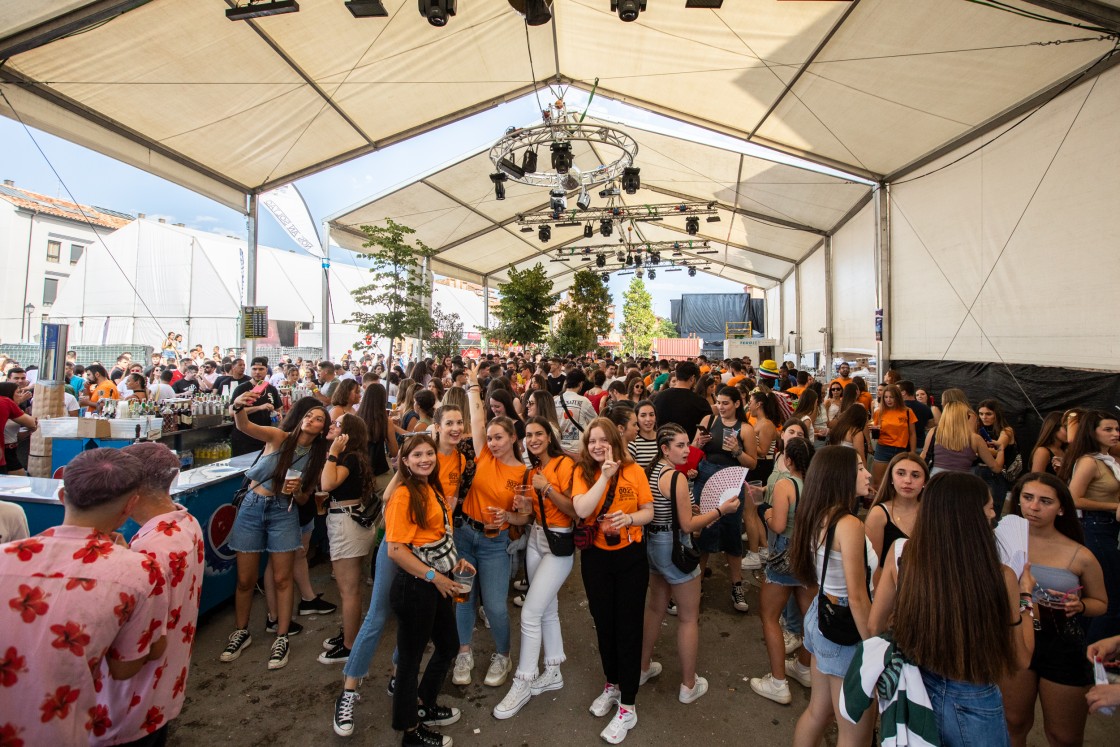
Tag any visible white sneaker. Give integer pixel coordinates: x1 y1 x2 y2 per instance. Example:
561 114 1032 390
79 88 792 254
758 547 771 561
783 629 803 655
740 551 762 570
492 677 532 720
678 675 708 704
749 674 792 704
638 660 662 686
530 665 564 696
483 653 512 687
589 684 620 717
785 658 812 688
513 579 529 592
600 705 637 744
452 651 473 686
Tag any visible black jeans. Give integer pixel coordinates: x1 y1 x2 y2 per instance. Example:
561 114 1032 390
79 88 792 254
390 570 458 732
580 542 649 705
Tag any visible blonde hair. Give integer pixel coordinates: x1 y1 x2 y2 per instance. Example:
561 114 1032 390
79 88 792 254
935 401 974 452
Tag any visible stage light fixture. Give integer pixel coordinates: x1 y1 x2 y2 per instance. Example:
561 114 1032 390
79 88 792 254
600 219 613 237
636 268 644 279
576 188 591 211
596 252 606 268
550 141 573 174
611 0 646 22
498 157 524 179
706 215 721 223
685 0 723 7
538 225 551 242
549 189 567 216
650 251 661 264
599 185 620 198
419 0 456 26
520 226 534 233
346 0 388 16
227 1 299 21
602 273 610 283
616 250 626 263
620 166 641 194
685 216 700 235
508 0 553 25
647 268 656 279
490 172 508 200
583 223 594 238
688 266 697 277
521 149 539 174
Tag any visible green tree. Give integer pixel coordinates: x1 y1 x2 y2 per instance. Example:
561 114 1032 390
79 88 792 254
427 302 464 361
656 316 678 338
348 219 434 351
492 263 557 346
620 277 658 357
550 268 613 356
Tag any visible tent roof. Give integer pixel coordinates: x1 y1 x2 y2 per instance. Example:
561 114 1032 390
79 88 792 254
2 0 1118 214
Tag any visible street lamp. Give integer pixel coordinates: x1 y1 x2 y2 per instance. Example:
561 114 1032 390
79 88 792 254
24 303 35 341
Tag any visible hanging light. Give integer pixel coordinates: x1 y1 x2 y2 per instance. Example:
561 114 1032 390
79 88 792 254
508 0 553 26
489 172 507 200
600 219 613 237
550 141 573 174
647 268 656 279
538 225 551 242
522 149 539 174
621 166 641 194
583 223 594 238
596 252 606 268
688 266 697 277
616 250 626 263
611 0 646 22
601 273 610 283
685 216 700 235
418 0 456 27
636 268 644 279
346 0 388 17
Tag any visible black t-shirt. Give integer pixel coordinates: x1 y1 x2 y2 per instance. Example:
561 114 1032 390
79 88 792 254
214 374 249 396
547 374 566 396
230 380 283 456
905 400 934 450
172 378 199 396
654 387 713 441
329 452 365 502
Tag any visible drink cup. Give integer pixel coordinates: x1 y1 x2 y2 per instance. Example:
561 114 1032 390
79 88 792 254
598 514 620 537
484 506 503 538
283 469 302 494
747 480 765 504
452 567 476 604
513 486 533 515
314 491 330 516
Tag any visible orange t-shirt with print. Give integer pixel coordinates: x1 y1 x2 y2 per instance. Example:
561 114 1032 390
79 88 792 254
572 461 654 551
384 484 450 547
531 454 576 529
873 407 918 448
436 450 465 501
91 380 120 403
461 445 523 528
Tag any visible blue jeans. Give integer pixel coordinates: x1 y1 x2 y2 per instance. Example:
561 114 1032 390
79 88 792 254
453 521 511 653
1081 512 1120 643
921 671 1010 747
343 540 399 679
227 490 301 553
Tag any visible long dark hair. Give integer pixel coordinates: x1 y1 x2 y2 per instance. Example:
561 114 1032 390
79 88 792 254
270 405 331 496
894 472 1015 683
331 378 359 407
790 445 861 586
1031 411 1065 454
750 390 782 425
782 436 814 477
333 412 374 501
1059 409 1116 483
977 398 1010 439
791 387 819 422
413 389 436 420
280 396 323 430
487 388 522 424
1010 472 1084 543
828 404 868 445
399 433 444 529
717 386 747 422
526 389 560 428
524 416 564 468
839 382 859 413
356 382 389 445
648 423 686 479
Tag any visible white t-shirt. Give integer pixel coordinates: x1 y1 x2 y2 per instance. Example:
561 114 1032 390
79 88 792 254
0 500 29 542
63 392 79 415
555 391 596 452
149 383 176 401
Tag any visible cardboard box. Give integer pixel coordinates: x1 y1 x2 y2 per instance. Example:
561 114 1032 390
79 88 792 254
77 418 113 439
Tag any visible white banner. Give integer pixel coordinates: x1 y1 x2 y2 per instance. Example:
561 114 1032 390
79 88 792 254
260 184 324 258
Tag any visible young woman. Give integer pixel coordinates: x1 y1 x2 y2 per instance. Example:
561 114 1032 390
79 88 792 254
605 402 639 451
626 377 647 403
488 388 525 439
791 387 821 437
748 389 781 485
492 417 579 720
401 389 436 437
695 386 758 612
1002 474 1106 747
383 434 472 747
1029 411 1066 476
525 389 561 439
789 446 877 747
452 362 529 688
870 385 918 491
120 372 149 404
573 417 655 745
915 388 941 425
977 398 1018 509
355 382 397 496
694 373 718 412
750 436 815 705
426 377 445 405
628 400 658 469
922 401 1005 476
395 379 417 418
1061 411 1120 643
828 402 868 456
318 413 377 665
640 424 736 707
586 370 609 414
330 379 361 422
223 391 329 670
868 473 1034 747
823 382 844 430
863 452 927 587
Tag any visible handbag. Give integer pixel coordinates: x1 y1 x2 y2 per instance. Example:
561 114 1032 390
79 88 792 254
924 428 936 470
535 471 575 557
411 492 459 573
816 521 871 646
668 470 701 574
574 476 617 550
231 449 266 510
764 477 800 576
1001 445 1023 482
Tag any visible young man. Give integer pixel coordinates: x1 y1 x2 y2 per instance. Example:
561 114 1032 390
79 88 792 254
97 442 204 747
898 380 934 449
80 364 120 411
172 364 204 397
546 358 567 396
653 361 712 441
230 358 283 457
554 369 596 454
151 369 177 402
213 358 249 398
830 361 853 390
0 449 168 746
313 360 338 405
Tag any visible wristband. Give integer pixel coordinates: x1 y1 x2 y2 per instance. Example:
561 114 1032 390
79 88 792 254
327 454 338 463
232 404 245 413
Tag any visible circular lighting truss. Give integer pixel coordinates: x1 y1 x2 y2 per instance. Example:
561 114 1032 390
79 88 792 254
490 99 638 192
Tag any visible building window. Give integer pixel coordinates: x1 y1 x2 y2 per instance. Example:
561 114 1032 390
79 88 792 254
43 278 58 306
70 244 84 265
46 240 61 263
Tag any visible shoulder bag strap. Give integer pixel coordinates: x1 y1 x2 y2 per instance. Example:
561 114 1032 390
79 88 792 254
595 474 618 521
819 521 836 587
559 393 585 433
536 472 554 536
668 468 684 530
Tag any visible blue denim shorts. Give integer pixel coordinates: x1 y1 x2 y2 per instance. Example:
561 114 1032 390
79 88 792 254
763 535 800 587
646 529 701 585
921 671 1010 747
803 594 860 677
873 443 907 463
227 489 303 553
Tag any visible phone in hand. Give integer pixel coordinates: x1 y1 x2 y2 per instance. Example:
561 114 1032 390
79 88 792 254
250 380 269 397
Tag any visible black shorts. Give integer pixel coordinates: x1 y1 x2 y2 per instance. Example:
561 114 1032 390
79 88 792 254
0 446 21 474
1030 622 1092 687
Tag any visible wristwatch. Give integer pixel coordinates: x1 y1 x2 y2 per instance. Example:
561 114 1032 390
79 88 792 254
327 454 338 463
424 568 436 583
232 404 245 413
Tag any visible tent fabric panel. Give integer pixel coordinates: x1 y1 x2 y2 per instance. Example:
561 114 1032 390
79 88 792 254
765 285 781 346
889 65 1120 370
798 246 826 354
333 183 493 251
0 1 94 38
781 272 797 359
830 201 876 354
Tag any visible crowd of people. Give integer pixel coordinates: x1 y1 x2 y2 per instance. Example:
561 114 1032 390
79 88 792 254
2 346 1120 746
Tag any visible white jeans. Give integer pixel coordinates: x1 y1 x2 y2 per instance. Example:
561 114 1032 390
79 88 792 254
515 523 573 679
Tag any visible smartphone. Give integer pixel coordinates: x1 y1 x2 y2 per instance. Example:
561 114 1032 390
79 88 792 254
250 380 269 396
697 426 709 435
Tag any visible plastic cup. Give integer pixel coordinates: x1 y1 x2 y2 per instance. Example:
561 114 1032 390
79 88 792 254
283 469 302 494
598 514 620 537
452 567 476 603
484 506 503 538
513 485 533 515
747 480 765 504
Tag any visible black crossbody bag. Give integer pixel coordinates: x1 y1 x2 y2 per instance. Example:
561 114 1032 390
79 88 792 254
816 521 871 646
668 470 701 573
534 470 575 557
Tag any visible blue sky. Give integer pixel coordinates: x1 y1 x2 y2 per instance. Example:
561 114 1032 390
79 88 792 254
0 88 837 320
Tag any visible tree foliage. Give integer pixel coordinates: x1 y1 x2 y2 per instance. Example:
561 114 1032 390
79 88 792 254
656 316 679 339
620 277 658 357
550 269 613 356
492 263 557 347
427 302 464 361
348 219 434 350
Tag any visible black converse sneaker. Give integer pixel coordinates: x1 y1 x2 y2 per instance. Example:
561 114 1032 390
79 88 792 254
298 593 338 616
417 703 460 727
402 724 451 747
267 635 290 670
265 616 302 636
318 642 351 665
333 689 360 737
220 629 251 662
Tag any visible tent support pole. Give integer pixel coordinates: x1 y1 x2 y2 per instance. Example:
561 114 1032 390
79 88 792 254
874 184 892 376
823 235 834 383
482 276 490 354
246 193 258 361
322 237 331 361
794 264 802 366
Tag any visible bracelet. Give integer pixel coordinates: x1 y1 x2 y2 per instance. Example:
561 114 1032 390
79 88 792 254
232 404 245 413
627 514 634 526
327 454 338 463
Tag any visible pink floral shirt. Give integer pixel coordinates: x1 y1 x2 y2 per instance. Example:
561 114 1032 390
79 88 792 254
95 507 204 745
0 525 168 747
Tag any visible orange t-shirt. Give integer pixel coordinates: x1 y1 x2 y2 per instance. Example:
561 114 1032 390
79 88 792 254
91 380 120 403
873 407 918 448
461 445 524 528
384 484 450 547
786 385 806 398
830 377 853 390
436 450 465 501
572 461 654 551
727 375 746 388
699 365 711 376
531 455 576 529
857 392 874 412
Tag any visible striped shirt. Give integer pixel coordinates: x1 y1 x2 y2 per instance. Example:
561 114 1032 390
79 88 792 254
647 462 678 526
628 436 659 470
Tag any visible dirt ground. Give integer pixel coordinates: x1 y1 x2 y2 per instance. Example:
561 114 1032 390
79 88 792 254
172 556 1112 746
